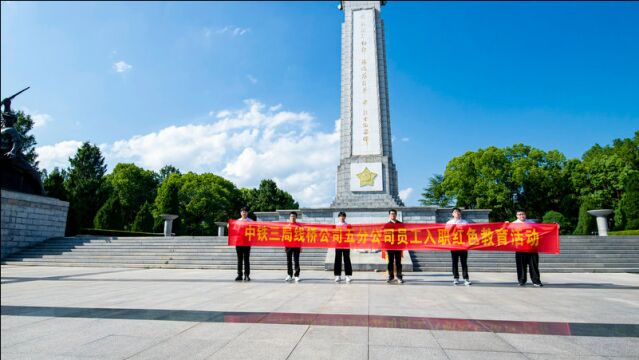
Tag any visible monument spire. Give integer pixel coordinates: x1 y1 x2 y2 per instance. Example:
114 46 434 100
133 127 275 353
332 1 404 208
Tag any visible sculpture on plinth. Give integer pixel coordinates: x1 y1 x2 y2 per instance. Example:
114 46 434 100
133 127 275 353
1 87 45 195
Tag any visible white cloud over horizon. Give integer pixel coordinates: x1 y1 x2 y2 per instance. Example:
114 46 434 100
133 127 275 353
35 100 340 207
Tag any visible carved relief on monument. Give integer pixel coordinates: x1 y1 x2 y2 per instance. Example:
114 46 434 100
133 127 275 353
351 8 381 156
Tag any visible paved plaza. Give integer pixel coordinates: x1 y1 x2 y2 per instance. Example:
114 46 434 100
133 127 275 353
1 265 638 359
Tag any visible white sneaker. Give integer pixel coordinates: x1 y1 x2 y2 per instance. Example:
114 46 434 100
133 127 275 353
285 275 292 282
294 276 300 282
464 280 472 286
335 276 341 282
453 279 459 286
345 276 352 283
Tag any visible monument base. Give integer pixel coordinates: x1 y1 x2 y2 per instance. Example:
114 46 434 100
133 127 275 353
1 189 69 259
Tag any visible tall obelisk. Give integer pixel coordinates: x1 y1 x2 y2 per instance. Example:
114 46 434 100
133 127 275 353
332 1 404 208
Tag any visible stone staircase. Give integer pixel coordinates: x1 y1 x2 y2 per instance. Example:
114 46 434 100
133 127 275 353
3 235 638 272
1 236 327 270
410 236 639 273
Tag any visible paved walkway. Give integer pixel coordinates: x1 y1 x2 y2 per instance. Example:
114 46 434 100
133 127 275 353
2 266 638 359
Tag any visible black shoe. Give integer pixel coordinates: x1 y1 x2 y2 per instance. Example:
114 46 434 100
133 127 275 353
235 276 243 281
397 278 405 284
244 275 251 281
533 283 543 287
518 283 526 287
387 278 394 283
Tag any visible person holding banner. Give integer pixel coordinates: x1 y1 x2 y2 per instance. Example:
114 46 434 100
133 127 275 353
235 207 253 282
447 208 471 286
512 210 543 287
334 211 353 283
285 211 302 282
385 209 404 284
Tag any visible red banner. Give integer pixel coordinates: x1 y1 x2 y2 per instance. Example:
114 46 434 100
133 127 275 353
228 220 560 254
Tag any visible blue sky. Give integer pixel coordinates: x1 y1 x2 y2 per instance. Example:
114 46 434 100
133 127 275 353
2 1 638 207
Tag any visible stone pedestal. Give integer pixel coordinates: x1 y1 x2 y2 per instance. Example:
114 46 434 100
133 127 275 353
160 214 178 237
587 209 613 236
215 222 227 237
1 189 69 258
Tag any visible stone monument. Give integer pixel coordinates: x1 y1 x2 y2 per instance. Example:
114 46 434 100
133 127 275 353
331 0 403 209
256 1 490 229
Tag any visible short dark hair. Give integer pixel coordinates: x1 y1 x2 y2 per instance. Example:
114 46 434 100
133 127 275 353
516 210 526 214
388 209 397 214
337 211 346 217
452 207 461 213
240 207 249 212
289 211 298 217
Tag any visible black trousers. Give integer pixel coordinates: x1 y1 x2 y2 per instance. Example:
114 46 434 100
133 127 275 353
451 250 469 280
334 249 353 276
236 246 250 276
387 250 403 279
516 252 541 284
285 247 301 277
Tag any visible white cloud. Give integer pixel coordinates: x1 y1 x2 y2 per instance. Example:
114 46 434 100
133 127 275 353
36 101 340 207
214 26 250 37
399 187 413 202
401 137 410 142
113 61 132 73
246 74 258 84
36 140 83 170
32 113 53 128
19 107 53 128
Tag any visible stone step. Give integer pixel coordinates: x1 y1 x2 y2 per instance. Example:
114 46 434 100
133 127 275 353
0 261 326 270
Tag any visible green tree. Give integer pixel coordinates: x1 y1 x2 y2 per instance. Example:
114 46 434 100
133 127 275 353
434 144 578 223
43 167 67 201
153 172 244 235
131 201 154 232
542 211 571 235
93 195 124 230
573 196 601 235
104 163 159 229
13 110 39 171
154 173 181 233
419 174 453 207
619 172 639 230
572 131 638 230
158 165 180 183
243 179 298 212
65 142 108 235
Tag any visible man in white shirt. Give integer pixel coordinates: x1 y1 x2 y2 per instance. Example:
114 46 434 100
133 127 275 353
513 210 543 287
334 211 353 283
447 208 471 286
235 207 253 281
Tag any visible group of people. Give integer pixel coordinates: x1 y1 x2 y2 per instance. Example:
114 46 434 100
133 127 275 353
234 207 543 287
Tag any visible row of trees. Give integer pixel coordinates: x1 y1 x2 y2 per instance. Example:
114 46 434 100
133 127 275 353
420 131 639 234
42 142 298 236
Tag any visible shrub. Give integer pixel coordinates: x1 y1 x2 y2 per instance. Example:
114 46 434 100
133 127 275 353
542 211 571 234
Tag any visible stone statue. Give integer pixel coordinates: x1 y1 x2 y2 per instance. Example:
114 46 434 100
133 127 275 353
1 87 45 195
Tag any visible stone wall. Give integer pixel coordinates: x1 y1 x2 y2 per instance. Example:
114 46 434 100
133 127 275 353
1 189 69 258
